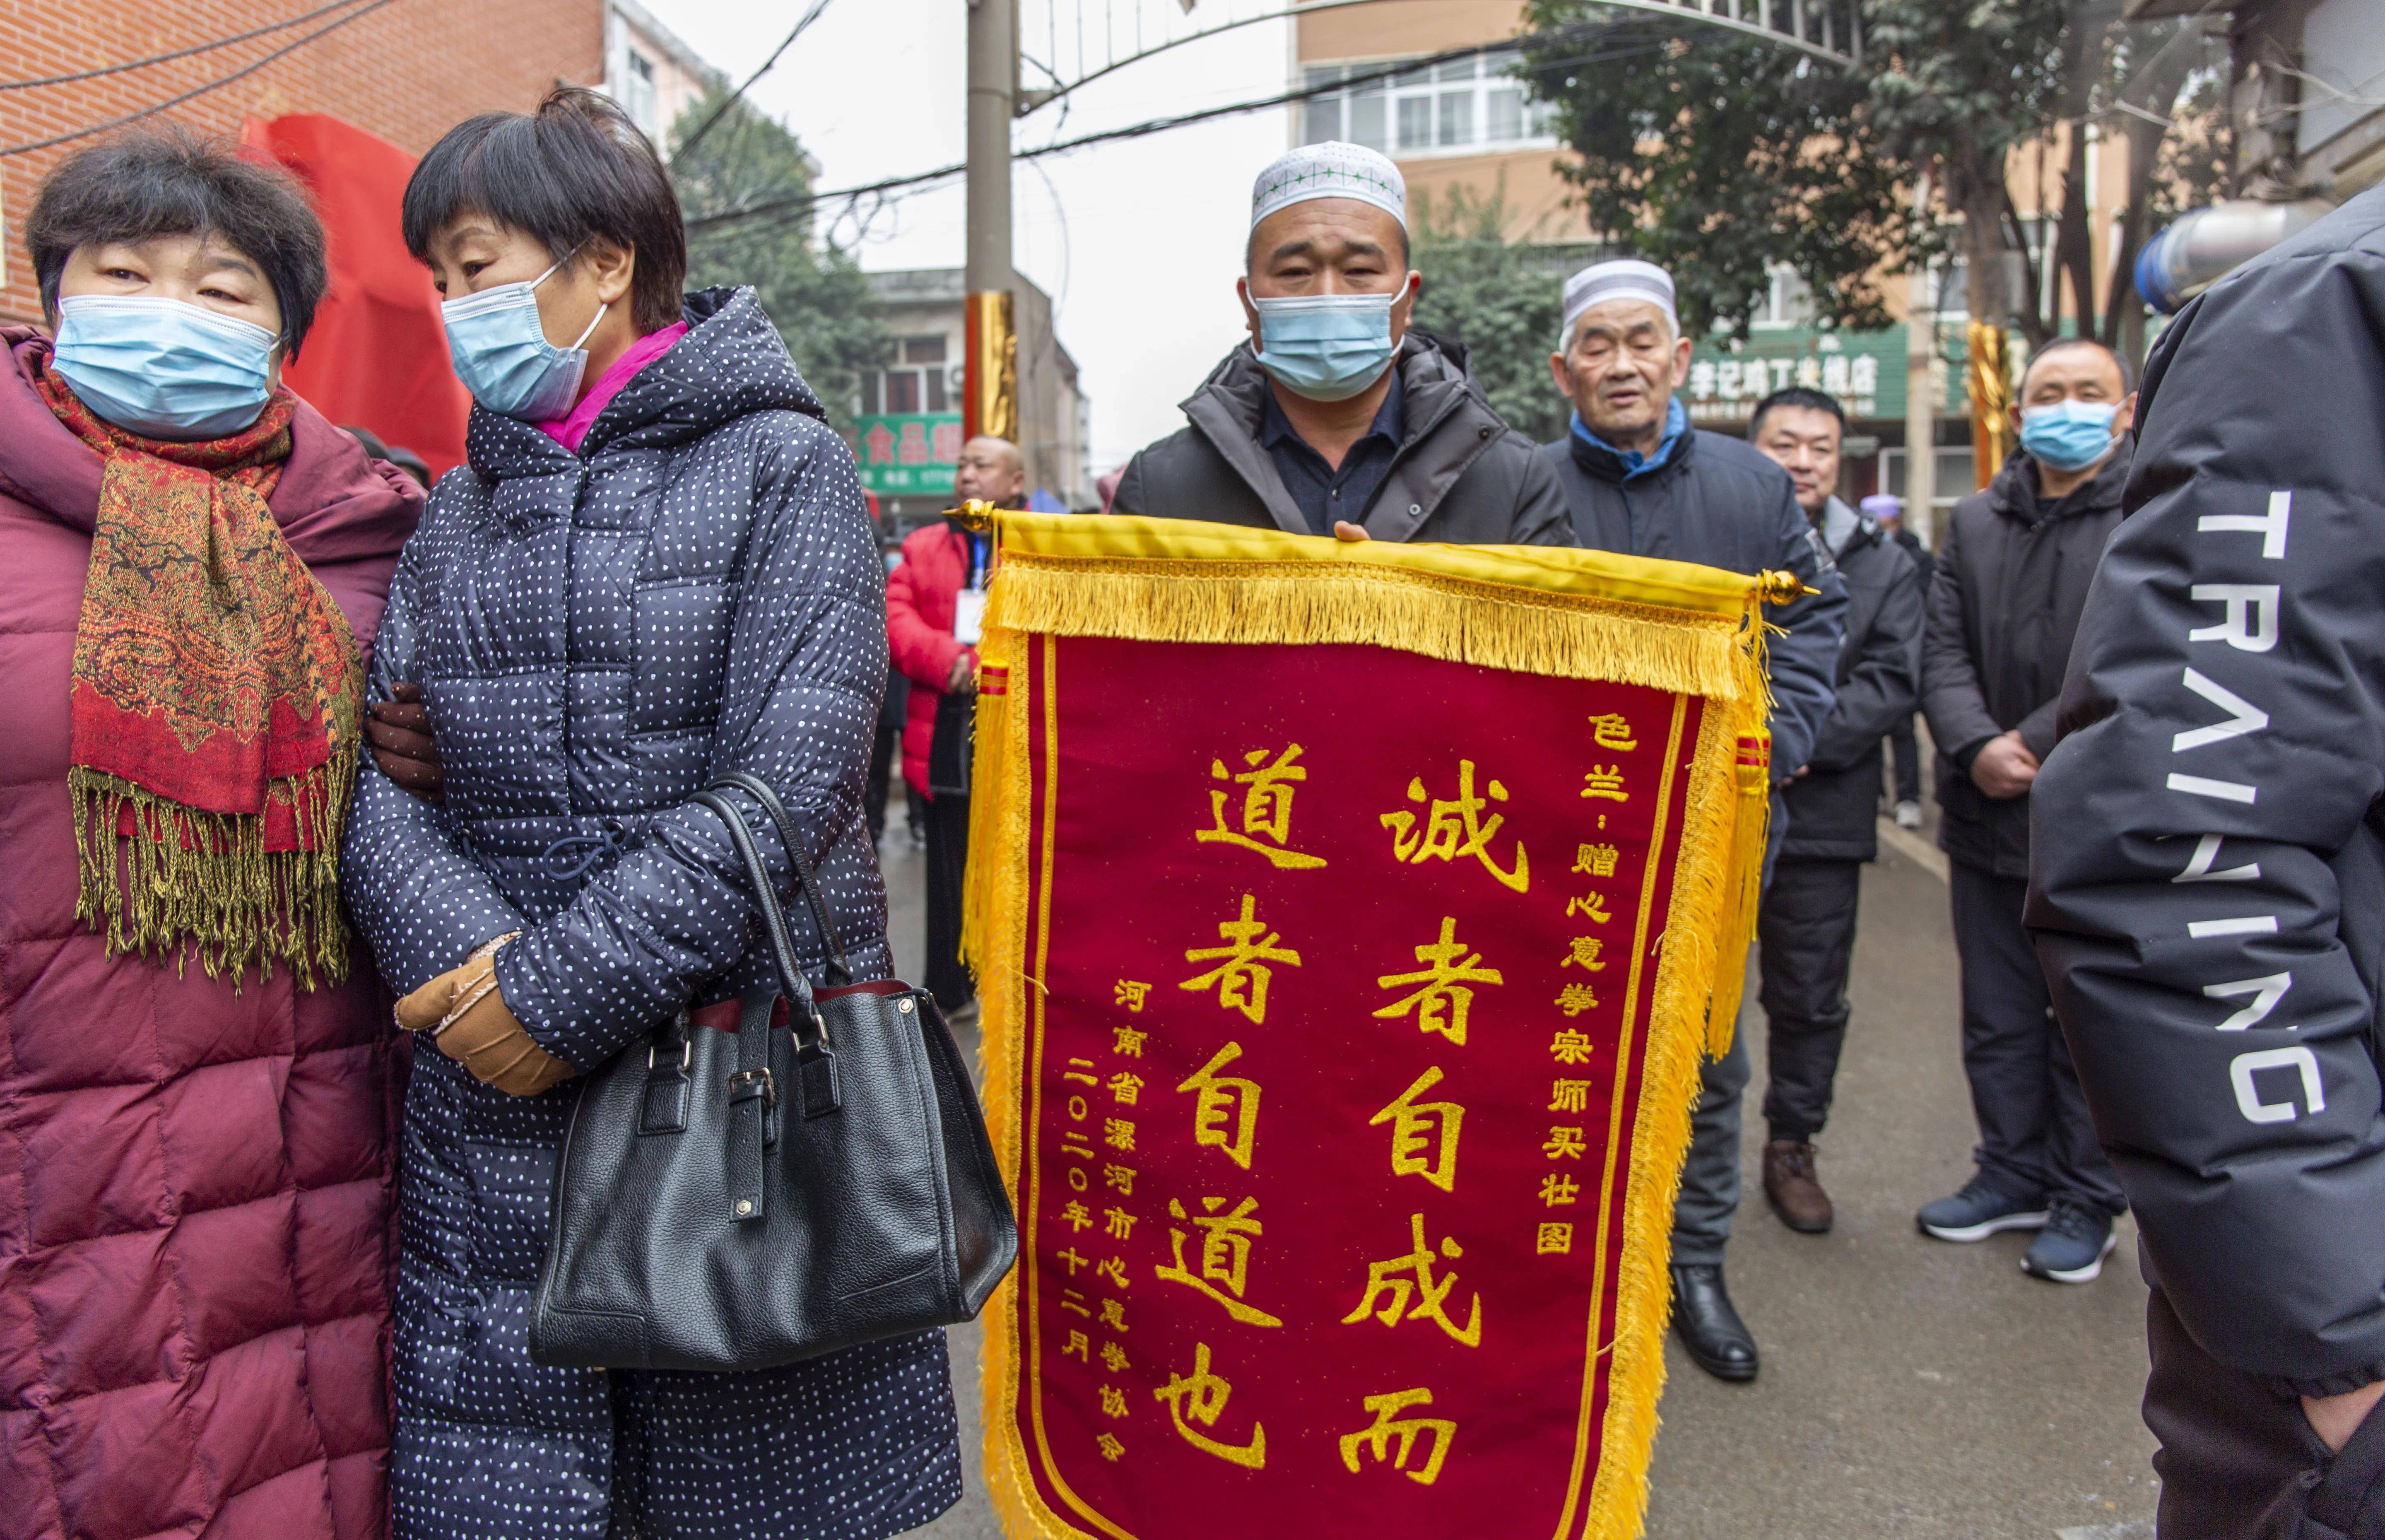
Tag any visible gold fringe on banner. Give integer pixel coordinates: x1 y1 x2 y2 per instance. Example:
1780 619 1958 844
955 509 1789 1540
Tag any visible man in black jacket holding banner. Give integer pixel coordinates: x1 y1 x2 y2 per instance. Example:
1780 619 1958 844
2031 186 2385 1535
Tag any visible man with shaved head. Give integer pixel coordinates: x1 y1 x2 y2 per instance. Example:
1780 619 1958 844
1543 258 1848 1385
1112 141 1569 545
888 434 1029 1022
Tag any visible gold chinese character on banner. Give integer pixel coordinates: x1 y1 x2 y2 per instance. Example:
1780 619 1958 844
1566 891 1614 924
1555 983 1600 1017
1341 1213 1482 1347
1572 842 1620 878
1064 1330 1091 1362
1550 1029 1595 1065
1197 745 1327 869
1097 1432 1125 1462
1103 1163 1137 1196
1373 917 1504 1047
1099 1297 1128 1332
1101 1385 1130 1419
1180 894 1302 1025
1379 759 1529 893
1339 1388 1456 1487
1101 1341 1130 1373
1587 713 1638 752
1543 1126 1588 1160
1178 1041 1261 1170
1549 1079 1592 1114
1537 1222 1574 1256
1539 1173 1580 1207
1103 1118 1136 1152
1104 1206 1138 1241
1061 1200 1093 1232
1113 1024 1147 1057
1154 1344 1267 1469
1154 1196 1284 1328
1581 765 1629 802
1369 1066 1463 1193
1560 935 1606 971
1107 1072 1144 1106
1115 980 1152 1013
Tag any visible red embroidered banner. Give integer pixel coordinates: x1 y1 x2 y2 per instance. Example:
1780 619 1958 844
965 513 1778 1540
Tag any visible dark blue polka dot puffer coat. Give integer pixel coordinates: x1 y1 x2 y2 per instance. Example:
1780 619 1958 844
341 287 961 1540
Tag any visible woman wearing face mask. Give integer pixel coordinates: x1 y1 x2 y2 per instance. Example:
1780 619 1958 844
338 88 958 1540
0 129 421 1540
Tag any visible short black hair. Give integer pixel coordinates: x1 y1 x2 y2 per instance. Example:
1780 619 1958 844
2022 335 2136 392
403 86 687 334
1748 386 1845 442
27 124 327 354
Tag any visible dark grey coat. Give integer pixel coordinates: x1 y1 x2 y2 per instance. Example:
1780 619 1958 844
1921 444 2130 878
1779 502 1925 863
1541 425 1847 784
1112 333 1575 545
2028 184 2385 1395
341 288 960 1539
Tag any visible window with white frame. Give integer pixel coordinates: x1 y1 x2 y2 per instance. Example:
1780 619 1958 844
858 335 952 417
1301 49 1557 159
623 49 658 138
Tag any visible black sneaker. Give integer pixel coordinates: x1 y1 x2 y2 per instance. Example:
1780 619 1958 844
2020 1202 2117 1284
1915 1177 2049 1242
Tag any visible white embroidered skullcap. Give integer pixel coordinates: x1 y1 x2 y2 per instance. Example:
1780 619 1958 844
1560 258 1679 344
1250 141 1407 231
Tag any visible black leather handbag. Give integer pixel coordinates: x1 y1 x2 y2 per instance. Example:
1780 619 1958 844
528 772 1017 1372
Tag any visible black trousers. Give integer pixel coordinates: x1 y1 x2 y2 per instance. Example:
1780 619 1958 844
1887 713 1922 803
1759 856 1861 1144
2146 1282 2385 1538
1947 861 2124 1215
924 789 974 1010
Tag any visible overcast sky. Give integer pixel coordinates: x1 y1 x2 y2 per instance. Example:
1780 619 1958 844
647 0 1295 472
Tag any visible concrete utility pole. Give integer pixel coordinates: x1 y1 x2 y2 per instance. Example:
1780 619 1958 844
1903 174 1937 546
964 0 1018 450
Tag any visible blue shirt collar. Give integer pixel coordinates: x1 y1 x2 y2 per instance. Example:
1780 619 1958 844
1259 367 1404 455
1571 395 1689 480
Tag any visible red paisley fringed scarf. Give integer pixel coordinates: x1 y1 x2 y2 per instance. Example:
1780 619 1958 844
34 351 361 986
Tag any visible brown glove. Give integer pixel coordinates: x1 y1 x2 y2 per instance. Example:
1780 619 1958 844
395 938 573 1098
368 681 444 803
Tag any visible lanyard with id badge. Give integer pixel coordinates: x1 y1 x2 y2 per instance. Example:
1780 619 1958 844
931 531 991 797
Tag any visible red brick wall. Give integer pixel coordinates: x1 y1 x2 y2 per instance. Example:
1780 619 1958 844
0 0 606 325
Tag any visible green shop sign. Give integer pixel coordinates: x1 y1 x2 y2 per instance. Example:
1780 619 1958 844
1683 324 1972 425
854 412 963 495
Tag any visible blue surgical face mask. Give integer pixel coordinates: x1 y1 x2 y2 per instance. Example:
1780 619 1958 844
440 257 605 420
51 294 279 440
1249 286 1403 402
2019 398 2120 473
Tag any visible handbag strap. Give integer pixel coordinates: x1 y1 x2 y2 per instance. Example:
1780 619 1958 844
707 771 854 987
693 789 825 1047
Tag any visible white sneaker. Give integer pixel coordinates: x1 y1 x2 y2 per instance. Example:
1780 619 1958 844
1893 800 1924 830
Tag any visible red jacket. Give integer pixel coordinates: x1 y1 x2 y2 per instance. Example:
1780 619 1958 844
886 520 991 799
0 328 419 1540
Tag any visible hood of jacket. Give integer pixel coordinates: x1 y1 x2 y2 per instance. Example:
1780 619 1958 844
1983 435 2134 527
463 285 825 480
1177 331 1513 540
0 324 422 564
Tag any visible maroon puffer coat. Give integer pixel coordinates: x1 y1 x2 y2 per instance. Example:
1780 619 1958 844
0 327 419 1540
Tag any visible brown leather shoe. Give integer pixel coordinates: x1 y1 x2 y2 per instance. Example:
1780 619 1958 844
1763 1140 1833 1234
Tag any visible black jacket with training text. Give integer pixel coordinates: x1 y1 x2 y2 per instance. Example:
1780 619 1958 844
2027 185 2385 1395
1111 333 1575 546
1921 444 2130 879
1541 425 1846 787
1780 501 1925 863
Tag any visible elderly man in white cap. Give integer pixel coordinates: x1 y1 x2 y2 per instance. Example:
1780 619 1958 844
1112 141 1570 545
1543 258 1848 1386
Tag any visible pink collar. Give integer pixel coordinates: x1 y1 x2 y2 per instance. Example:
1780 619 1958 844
536 321 690 453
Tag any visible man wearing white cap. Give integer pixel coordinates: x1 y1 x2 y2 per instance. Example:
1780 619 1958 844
1112 142 1570 545
1543 257 1848 1385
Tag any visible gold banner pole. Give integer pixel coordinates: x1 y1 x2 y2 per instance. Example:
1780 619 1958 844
1965 320 2014 490
964 289 1017 444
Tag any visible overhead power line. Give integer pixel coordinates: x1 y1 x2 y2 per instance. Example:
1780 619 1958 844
0 0 372 90
0 0 406 157
670 0 836 165
686 27 1652 238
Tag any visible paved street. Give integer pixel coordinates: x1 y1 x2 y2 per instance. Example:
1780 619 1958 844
882 789 2159 1540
